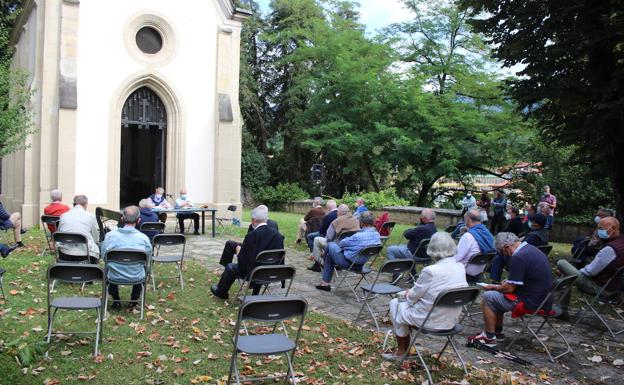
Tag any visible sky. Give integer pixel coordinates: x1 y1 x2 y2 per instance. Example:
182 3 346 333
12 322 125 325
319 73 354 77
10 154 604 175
255 0 413 34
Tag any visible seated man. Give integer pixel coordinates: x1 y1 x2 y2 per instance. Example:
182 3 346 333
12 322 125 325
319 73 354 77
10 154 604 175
0 243 18 258
138 199 161 239
353 197 369 219
296 197 324 244
454 209 495 281
306 200 338 251
43 189 70 232
308 204 359 272
101 206 152 310
387 208 437 261
211 205 285 300
315 211 381 292
556 217 624 319
571 207 615 267
0 200 26 247
149 187 171 223
58 195 100 263
503 207 523 236
384 232 467 359
469 232 553 346
175 188 200 235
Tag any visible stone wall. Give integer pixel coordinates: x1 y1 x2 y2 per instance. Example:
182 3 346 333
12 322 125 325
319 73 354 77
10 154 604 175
285 200 592 244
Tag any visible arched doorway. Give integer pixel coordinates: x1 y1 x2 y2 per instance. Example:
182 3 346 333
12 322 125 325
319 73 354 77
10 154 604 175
120 86 167 207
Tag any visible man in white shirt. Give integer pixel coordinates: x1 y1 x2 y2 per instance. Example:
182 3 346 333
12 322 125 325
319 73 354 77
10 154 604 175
454 208 495 279
175 188 199 235
57 195 100 262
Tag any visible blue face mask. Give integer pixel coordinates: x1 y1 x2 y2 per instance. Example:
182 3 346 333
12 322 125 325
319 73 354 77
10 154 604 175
528 220 533 228
180 195 187 200
597 229 609 240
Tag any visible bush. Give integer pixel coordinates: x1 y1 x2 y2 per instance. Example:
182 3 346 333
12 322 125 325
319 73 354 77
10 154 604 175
254 182 308 210
339 189 409 210
241 135 270 191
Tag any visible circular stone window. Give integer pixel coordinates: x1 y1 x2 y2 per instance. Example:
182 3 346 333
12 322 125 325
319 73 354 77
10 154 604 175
136 26 163 54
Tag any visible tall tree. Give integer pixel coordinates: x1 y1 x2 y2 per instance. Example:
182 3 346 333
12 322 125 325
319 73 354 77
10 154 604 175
461 0 624 224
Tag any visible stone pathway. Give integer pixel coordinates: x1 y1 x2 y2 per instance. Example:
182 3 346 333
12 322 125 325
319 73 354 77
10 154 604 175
184 234 624 384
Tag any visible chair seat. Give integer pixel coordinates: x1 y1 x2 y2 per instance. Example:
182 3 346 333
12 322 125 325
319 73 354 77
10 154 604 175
346 266 372 275
360 282 402 295
237 334 295 355
51 296 101 309
413 257 431 264
152 255 182 263
237 294 281 303
413 324 463 336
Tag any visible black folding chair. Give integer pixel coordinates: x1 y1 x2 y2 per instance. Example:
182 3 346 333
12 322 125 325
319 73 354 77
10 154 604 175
95 207 122 242
216 204 238 235
573 266 624 337
390 287 480 384
380 222 396 244
52 232 92 292
537 244 553 256
41 215 60 256
332 245 383 302
139 222 166 238
505 275 577 362
104 249 150 319
444 224 456 233
234 249 286 301
228 297 307 385
396 238 431 284
46 264 105 356
465 252 496 284
237 265 296 304
151 234 186 290
338 231 358 241
355 259 415 332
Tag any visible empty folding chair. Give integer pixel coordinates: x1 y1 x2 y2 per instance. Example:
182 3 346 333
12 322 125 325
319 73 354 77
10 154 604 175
234 249 286 299
537 244 553 256
237 265 296 304
332 245 383 302
151 234 185 290
46 264 105 356
41 215 60 256
573 265 624 337
139 222 166 239
355 259 415 332
391 287 480 385
506 275 577 362
216 204 238 235
228 297 307 385
104 249 150 319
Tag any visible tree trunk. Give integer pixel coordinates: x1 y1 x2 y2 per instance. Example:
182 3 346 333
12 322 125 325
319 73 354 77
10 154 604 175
416 179 436 207
365 158 380 192
607 128 624 231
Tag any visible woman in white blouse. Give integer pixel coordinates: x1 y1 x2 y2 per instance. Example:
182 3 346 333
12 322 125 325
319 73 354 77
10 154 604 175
384 231 468 359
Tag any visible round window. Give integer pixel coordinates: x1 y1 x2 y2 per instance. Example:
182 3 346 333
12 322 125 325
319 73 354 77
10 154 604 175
135 26 163 54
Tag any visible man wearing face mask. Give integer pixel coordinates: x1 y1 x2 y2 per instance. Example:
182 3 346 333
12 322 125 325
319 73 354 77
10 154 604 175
570 208 616 267
461 192 476 215
175 188 200 235
539 185 557 229
556 217 624 320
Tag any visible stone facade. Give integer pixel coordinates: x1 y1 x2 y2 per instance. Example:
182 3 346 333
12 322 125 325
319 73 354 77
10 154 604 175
2 0 250 227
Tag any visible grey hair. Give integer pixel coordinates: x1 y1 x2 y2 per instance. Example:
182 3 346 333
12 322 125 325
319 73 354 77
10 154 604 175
73 194 88 207
138 199 151 208
50 189 62 202
326 200 337 210
421 208 436 221
122 205 140 224
313 196 323 206
155 187 165 195
464 208 481 223
427 232 457 262
337 204 350 215
495 232 520 253
251 205 269 222
360 211 375 226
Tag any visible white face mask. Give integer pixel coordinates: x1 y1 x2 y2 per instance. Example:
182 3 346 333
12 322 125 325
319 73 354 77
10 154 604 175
504 213 512 220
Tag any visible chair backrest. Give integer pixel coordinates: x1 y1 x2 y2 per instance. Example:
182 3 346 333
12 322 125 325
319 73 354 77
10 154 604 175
381 221 396 231
227 205 237 212
140 222 166 233
53 231 90 262
105 249 149 267
379 258 415 275
48 263 104 284
41 215 60 230
357 245 384 259
240 297 307 323
537 244 553 256
249 265 296 285
255 249 286 265
412 238 431 257
53 231 88 245
153 233 186 246
433 286 480 308
533 275 577 314
467 252 496 267
95 207 123 242
444 225 456 233
338 231 358 241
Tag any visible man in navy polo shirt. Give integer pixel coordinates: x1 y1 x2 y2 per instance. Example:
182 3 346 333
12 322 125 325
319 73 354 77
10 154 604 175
468 232 553 346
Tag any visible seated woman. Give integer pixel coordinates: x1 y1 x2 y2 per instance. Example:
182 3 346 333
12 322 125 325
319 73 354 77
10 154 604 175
383 232 468 359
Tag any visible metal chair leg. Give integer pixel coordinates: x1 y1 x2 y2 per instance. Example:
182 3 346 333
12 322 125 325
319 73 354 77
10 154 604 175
140 283 145 320
94 308 101 356
448 336 468 374
285 351 297 385
414 345 433 385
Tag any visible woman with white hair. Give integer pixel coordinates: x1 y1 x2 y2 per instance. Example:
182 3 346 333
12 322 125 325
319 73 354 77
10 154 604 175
383 232 468 359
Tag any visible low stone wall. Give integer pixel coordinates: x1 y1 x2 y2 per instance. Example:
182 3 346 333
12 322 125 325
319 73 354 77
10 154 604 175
286 200 592 244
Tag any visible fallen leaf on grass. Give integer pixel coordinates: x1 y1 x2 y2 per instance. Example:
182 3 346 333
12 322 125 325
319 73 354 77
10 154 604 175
9 289 19 295
613 359 624 366
76 374 96 381
136 351 152 358
44 379 61 385
588 355 603 363
173 368 185 377
60 350 72 356
207 353 217 360
190 375 212 384
114 316 126 325
93 355 105 363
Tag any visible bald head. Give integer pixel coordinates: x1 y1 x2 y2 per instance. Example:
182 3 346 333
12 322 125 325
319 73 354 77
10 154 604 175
326 200 337 211
599 217 620 239
337 204 350 216
464 208 482 228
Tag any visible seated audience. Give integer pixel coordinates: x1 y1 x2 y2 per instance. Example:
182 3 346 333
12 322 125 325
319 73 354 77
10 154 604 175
308 204 359 272
0 200 26 247
138 199 161 239
476 191 491 223
571 208 616 267
556 217 623 319
468 232 553 346
522 203 537 233
450 220 465 239
315 212 381 292
296 197 324 244
306 200 338 251
387 208 437 261
383 232 468 359
503 207 524 236
454 209 495 280
175 188 200 235
374 212 391 236
149 187 170 223
490 190 507 234
353 197 369 219
43 189 70 232
0 243 18 258
211 205 285 300
58 195 100 262
101 206 152 310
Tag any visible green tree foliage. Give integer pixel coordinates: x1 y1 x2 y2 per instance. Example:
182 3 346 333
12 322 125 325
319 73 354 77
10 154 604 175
460 0 624 223
339 189 409 210
254 182 308 210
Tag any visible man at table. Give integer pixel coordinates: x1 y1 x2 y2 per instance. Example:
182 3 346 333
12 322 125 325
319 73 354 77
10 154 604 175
175 188 200 235
149 187 171 223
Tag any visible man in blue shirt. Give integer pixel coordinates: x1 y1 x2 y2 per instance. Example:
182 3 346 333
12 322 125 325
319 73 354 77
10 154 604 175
102 206 153 310
315 211 381 291
353 197 369 219
468 232 553 346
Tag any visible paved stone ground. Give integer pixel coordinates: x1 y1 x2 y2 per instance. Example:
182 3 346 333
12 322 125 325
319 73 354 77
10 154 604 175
184 234 624 384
